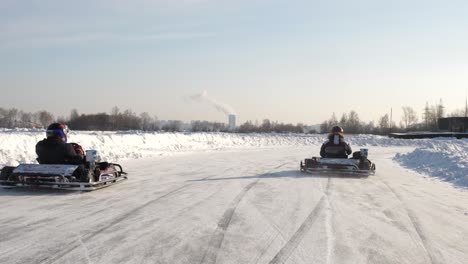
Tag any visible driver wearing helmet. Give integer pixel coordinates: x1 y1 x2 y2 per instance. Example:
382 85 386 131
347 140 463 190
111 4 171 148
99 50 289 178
36 123 84 165
320 126 352 158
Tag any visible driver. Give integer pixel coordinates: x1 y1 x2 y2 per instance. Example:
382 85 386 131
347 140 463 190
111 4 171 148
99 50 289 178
36 123 84 165
320 126 352 158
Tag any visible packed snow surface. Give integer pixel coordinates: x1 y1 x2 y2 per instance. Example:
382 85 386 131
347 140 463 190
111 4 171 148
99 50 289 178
1 146 468 264
0 129 466 188
1 129 468 264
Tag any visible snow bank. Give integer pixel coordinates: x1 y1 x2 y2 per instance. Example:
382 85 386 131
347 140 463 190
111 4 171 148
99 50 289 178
1 129 466 188
394 138 468 187
0 129 417 166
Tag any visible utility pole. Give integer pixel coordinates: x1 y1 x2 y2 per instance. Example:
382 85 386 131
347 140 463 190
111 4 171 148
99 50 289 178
465 88 467 117
390 108 393 133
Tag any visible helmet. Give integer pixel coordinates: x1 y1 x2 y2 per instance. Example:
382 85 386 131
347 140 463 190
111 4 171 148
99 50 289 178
46 123 70 142
331 126 343 134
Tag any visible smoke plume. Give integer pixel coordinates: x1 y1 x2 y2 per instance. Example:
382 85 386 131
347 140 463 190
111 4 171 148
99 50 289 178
189 90 236 116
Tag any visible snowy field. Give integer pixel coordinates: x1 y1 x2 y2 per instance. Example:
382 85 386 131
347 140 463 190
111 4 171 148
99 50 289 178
0 130 467 264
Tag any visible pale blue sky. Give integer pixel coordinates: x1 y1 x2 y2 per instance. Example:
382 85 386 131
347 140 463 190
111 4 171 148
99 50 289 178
1 0 467 125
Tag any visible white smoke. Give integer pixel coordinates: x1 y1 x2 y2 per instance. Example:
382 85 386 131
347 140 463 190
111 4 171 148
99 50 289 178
189 90 236 116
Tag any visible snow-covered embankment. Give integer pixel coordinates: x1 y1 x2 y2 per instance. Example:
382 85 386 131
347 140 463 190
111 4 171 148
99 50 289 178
394 138 468 187
0 129 467 188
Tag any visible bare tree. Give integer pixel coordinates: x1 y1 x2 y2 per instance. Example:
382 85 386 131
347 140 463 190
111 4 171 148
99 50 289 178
121 109 140 130
320 113 338 133
213 122 226 132
0 108 6 127
238 121 257 133
70 109 79 121
260 119 272 132
346 110 361 133
140 112 152 131
110 106 120 116
5 108 19 128
362 121 376 134
339 113 347 128
36 111 54 128
56 116 67 124
378 114 389 134
422 102 432 130
110 106 120 130
436 99 445 119
152 115 160 131
421 101 444 131
329 112 338 126
20 112 34 127
162 120 182 132
401 106 418 129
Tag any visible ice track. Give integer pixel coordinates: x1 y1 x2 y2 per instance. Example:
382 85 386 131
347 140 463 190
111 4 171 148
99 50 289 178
1 146 467 264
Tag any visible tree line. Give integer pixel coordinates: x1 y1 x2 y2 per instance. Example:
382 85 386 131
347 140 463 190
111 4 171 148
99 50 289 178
0 101 465 134
237 119 305 133
0 108 54 128
320 100 464 135
0 107 225 132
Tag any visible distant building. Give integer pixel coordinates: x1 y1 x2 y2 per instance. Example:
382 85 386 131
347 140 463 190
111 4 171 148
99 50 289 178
228 114 236 130
438 117 468 132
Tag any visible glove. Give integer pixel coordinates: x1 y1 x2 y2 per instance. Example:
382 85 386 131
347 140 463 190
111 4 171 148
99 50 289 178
70 143 85 156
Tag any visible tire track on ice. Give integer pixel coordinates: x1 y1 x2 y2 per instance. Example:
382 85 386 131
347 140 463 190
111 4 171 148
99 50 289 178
200 181 258 264
200 163 288 264
42 174 217 264
269 177 331 264
324 178 335 264
250 204 290 264
378 179 441 264
44 160 270 264
119 187 225 264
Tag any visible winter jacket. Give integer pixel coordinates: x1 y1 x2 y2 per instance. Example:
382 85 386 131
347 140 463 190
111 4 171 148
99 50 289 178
35 138 84 165
320 134 352 158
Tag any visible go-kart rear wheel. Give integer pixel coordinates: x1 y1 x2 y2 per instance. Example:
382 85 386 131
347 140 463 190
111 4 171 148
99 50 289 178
0 166 15 181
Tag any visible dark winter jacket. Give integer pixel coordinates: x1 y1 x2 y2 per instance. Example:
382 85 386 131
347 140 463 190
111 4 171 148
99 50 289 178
35 138 84 165
320 134 352 158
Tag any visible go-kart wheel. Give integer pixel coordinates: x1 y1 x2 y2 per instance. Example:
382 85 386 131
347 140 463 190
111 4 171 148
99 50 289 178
0 166 15 181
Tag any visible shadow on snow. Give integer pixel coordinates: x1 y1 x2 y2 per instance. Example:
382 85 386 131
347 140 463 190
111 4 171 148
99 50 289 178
190 170 366 182
0 186 81 196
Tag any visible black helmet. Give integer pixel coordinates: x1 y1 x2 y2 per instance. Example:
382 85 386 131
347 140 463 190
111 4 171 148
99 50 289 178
46 123 70 142
331 126 343 134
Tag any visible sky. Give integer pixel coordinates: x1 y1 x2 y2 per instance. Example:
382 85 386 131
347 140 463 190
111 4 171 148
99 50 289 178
1 0 468 125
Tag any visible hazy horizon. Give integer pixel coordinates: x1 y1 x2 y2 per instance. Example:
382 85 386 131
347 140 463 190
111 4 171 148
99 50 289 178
1 0 468 125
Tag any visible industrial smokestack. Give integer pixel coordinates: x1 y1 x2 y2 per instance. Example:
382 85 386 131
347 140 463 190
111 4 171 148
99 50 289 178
228 114 236 130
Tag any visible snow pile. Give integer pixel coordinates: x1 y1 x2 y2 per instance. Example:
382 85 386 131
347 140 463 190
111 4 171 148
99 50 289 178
1 129 466 188
394 138 468 187
0 129 416 166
